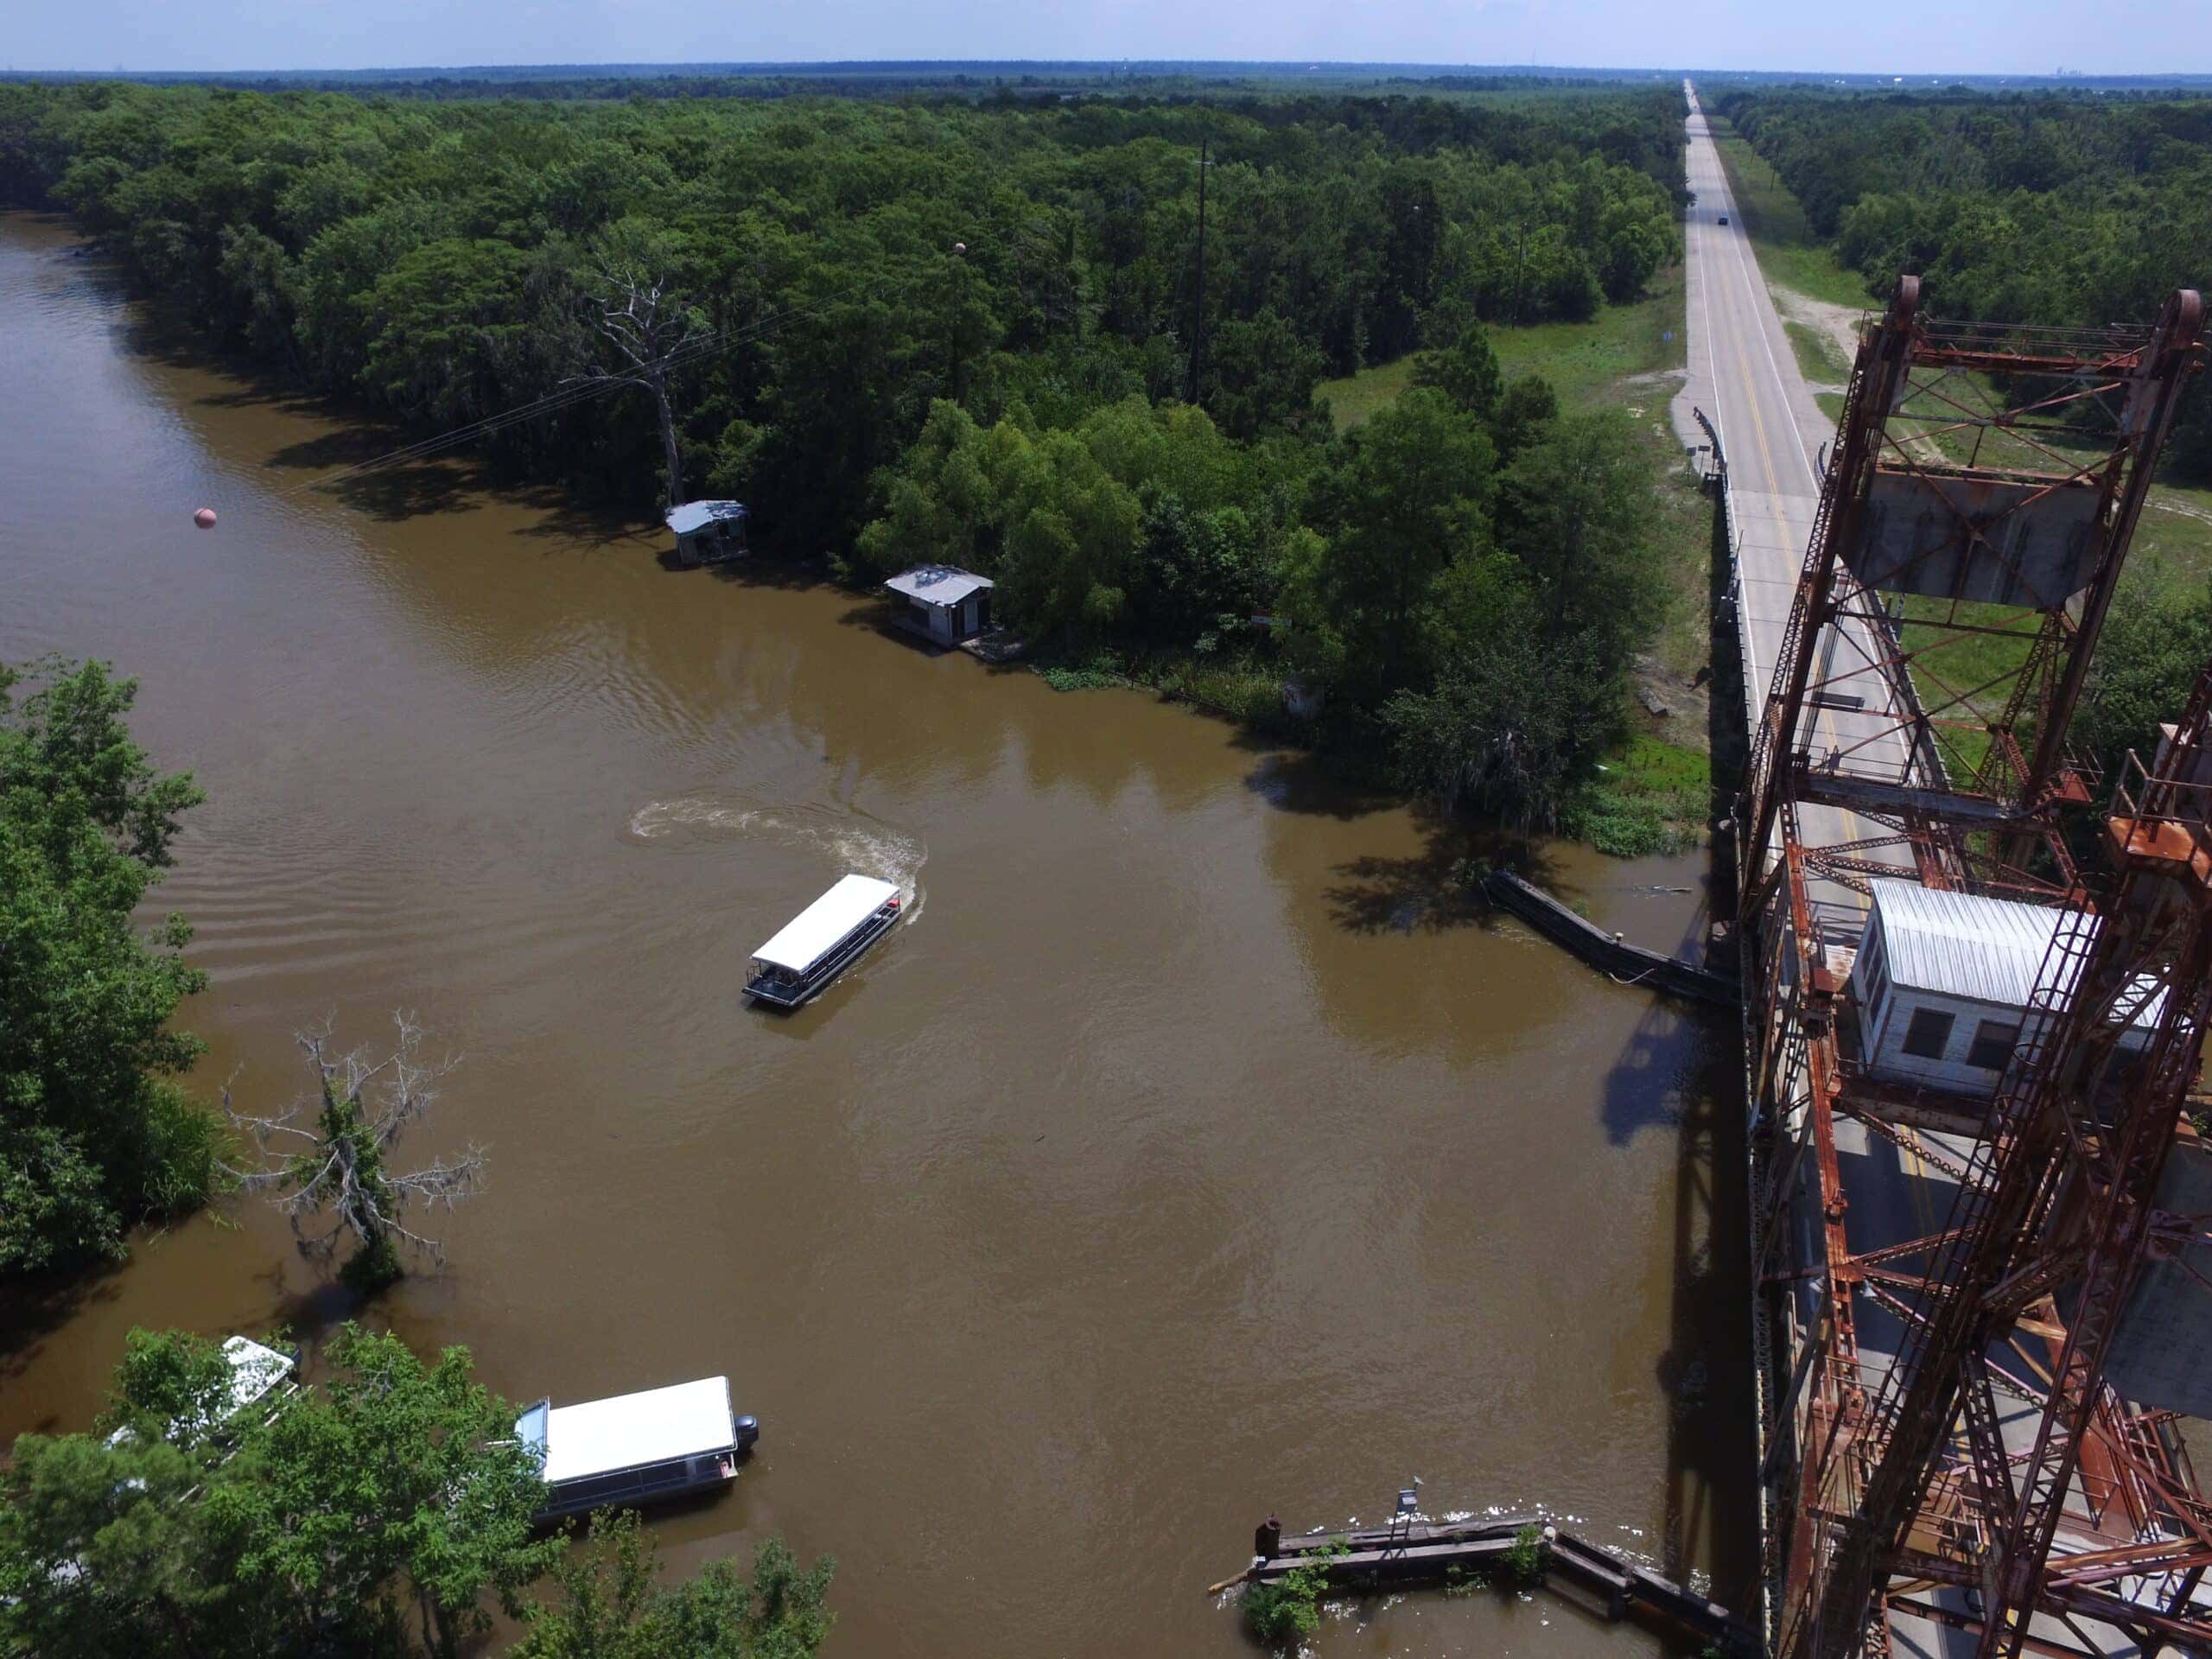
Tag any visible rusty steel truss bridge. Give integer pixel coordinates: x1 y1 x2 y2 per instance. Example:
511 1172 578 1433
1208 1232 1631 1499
1735 275 2212 1658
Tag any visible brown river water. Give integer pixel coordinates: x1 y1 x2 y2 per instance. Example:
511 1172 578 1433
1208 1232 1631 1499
0 213 1753 1656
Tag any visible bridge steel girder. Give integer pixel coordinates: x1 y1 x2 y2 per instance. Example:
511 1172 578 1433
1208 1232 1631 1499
1745 276 2212 1659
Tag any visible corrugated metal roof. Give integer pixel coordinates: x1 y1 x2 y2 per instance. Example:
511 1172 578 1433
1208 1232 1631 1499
885 564 992 606
1866 879 2164 1026
665 499 747 535
1868 880 2066 1006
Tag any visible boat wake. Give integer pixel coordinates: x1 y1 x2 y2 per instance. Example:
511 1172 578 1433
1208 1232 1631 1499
627 795 929 921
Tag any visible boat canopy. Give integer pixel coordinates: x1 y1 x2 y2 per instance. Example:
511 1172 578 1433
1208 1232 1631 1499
530 1376 735 1485
753 874 899 973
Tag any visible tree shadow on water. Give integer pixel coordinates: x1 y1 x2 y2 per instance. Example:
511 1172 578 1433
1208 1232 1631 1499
319 461 478 523
702 555 836 593
500 488 657 554
1320 816 1561 936
1242 747 1394 821
0 1262 128 1400
255 428 480 522
264 1274 366 1351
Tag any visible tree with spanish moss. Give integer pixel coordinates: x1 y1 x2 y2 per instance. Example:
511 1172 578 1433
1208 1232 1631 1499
224 1014 486 1294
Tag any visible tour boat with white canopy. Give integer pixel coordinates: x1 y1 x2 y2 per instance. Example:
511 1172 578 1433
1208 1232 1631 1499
745 872 902 1008
516 1375 758 1520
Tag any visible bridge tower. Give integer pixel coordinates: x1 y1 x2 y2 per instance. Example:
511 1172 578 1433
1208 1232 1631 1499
1739 280 2212 1658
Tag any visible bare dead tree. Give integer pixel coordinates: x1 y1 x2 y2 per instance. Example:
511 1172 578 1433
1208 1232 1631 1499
567 264 708 511
223 1013 486 1294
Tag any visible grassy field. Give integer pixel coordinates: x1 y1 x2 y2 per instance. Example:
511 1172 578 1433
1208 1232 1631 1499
1313 355 1418 432
2138 492 2212 590
1491 262 1690 405
1560 733 1714 856
1783 318 1849 385
1704 116 1871 309
1317 263 1691 432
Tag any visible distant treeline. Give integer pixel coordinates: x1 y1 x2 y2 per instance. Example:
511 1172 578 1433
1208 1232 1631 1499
7 60 1675 91
0 69 1664 105
1715 86 2212 478
0 80 1684 829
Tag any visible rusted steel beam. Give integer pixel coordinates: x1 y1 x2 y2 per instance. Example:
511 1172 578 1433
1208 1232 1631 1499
1830 1077 1990 1141
2043 1536 2212 1588
2024 289 2206 804
1791 769 2034 827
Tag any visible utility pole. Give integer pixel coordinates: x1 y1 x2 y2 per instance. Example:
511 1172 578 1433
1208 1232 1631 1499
1187 132 1211 406
1513 217 1528 329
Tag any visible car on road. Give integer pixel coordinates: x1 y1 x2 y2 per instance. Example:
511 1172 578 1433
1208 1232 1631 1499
1718 213 1729 225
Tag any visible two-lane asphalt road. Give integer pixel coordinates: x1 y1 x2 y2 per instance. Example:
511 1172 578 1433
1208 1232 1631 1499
1680 80 1833 735
1678 80 1918 923
1680 86 2061 1659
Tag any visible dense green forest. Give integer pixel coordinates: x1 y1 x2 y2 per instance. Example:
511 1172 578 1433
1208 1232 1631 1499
0 80 1686 824
1714 86 2212 479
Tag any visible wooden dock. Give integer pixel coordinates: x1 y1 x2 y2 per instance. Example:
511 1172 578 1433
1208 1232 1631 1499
1484 870 1738 1007
1231 1515 1758 1657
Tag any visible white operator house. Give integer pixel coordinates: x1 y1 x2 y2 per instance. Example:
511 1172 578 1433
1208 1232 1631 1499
1847 879 2159 1098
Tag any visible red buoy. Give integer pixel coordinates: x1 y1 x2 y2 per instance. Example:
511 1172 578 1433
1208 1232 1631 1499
193 507 217 529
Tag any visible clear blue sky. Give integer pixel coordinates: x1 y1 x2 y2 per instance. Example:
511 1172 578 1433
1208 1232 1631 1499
9 0 2208 77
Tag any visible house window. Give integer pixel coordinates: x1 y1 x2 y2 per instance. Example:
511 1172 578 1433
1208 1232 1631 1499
1860 943 1886 1007
1967 1019 2019 1071
1902 1007 1955 1060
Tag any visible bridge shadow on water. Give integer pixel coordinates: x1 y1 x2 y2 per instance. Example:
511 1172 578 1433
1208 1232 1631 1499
1614 477 1760 1632
1601 986 1763 1635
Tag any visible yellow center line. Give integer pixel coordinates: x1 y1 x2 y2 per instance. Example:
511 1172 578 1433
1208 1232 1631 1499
1700 143 1891 920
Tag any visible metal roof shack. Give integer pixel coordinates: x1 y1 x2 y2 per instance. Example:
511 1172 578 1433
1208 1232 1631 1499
107 1336 298 1449
1868 880 2070 1006
664 500 747 566
1866 880 2164 1020
885 564 994 645
1847 880 2162 1096
753 874 900 974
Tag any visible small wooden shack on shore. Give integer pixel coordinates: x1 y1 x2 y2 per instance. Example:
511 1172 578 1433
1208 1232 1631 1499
885 565 994 645
665 500 748 566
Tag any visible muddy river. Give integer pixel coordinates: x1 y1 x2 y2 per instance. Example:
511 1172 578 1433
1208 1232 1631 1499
0 213 1752 1656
